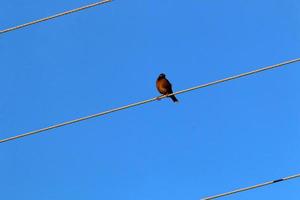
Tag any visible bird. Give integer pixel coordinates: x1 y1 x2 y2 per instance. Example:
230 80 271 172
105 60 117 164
156 73 178 102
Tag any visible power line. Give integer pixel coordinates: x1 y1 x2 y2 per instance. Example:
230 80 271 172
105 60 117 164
0 58 299 143
202 173 300 200
0 0 112 35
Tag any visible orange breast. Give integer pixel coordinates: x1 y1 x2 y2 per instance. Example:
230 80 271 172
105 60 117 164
156 79 171 95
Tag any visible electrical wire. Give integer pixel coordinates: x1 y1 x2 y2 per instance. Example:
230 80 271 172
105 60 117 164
202 173 300 200
0 0 112 35
0 58 299 143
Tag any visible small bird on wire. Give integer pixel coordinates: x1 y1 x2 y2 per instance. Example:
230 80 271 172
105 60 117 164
156 73 178 102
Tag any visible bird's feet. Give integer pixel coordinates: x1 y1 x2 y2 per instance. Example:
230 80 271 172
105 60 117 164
156 95 164 101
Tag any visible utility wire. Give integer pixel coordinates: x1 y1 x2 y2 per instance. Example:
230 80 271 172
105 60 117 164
202 173 300 200
0 0 112 34
0 58 299 143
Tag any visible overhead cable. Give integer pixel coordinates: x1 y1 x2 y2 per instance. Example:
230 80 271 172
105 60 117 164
1 58 299 143
202 173 300 200
0 0 112 34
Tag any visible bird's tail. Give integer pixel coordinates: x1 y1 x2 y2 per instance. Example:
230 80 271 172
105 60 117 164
170 95 178 103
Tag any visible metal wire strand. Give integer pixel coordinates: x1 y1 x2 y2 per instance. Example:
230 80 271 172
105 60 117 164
0 0 112 34
0 58 300 143
202 173 300 200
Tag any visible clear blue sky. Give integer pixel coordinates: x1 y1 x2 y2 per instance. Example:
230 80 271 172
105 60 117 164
1 0 300 199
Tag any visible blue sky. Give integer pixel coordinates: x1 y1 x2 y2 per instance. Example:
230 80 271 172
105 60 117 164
1 0 300 199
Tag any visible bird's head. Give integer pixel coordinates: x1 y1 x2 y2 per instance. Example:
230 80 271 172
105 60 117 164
159 73 166 78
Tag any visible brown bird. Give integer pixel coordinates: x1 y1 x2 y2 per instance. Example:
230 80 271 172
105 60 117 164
156 73 178 102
